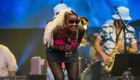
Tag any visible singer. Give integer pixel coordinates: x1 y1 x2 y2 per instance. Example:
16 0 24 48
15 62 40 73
94 6 137 80
43 8 85 80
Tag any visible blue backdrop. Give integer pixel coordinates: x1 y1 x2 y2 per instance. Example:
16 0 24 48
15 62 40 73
0 0 140 29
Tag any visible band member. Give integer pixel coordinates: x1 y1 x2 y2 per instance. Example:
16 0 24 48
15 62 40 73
45 3 69 80
43 8 85 80
45 2 68 30
94 6 137 80
0 44 17 77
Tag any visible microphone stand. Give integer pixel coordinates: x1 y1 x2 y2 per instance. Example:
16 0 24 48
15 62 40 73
113 4 132 79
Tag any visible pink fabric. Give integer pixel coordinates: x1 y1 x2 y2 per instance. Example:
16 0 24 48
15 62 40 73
55 39 76 48
70 40 76 48
54 39 66 46
0 45 17 77
46 62 66 69
61 63 65 69
54 27 76 48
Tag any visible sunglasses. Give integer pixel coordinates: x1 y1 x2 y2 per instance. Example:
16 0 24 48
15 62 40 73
67 20 80 24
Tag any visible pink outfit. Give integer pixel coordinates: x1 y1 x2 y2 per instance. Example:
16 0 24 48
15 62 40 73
54 27 76 48
0 45 17 76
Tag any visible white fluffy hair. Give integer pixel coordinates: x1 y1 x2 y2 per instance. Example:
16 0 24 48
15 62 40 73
43 8 78 48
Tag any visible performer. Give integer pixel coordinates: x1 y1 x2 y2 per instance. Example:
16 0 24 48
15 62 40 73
0 44 17 77
94 6 137 80
43 8 85 80
45 3 69 80
90 20 113 64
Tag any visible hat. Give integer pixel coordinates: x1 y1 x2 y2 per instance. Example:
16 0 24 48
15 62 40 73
112 6 132 20
53 3 68 18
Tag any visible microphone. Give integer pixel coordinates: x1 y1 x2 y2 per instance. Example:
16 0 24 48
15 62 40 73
67 41 71 45
66 41 71 56
113 4 118 14
60 0 63 3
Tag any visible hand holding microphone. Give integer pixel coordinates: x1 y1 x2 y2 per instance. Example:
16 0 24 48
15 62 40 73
65 41 73 57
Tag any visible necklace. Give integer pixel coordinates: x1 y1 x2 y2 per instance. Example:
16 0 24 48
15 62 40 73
63 27 73 41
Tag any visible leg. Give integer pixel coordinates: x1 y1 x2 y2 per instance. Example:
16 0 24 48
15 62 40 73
65 62 79 80
49 62 64 80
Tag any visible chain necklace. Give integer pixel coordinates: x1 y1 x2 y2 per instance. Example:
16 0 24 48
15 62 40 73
63 27 73 41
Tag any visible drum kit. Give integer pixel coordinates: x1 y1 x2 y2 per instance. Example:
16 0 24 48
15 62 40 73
79 56 101 80
78 50 102 80
78 33 102 80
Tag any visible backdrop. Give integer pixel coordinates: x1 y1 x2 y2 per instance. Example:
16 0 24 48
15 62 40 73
0 0 140 29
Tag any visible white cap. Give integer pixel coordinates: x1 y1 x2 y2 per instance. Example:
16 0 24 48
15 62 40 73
53 3 68 18
112 6 132 20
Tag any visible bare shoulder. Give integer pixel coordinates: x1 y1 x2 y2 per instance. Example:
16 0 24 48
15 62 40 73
78 26 86 33
53 26 62 35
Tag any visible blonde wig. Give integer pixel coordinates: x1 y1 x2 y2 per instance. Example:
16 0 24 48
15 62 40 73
43 8 79 48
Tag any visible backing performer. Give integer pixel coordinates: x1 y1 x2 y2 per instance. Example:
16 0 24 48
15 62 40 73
0 44 17 77
43 8 85 80
94 6 137 80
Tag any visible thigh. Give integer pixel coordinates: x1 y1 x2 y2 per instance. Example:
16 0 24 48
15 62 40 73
65 62 79 80
49 62 64 80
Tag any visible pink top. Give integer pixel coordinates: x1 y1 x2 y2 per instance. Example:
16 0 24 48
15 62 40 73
0 45 17 77
54 27 76 48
